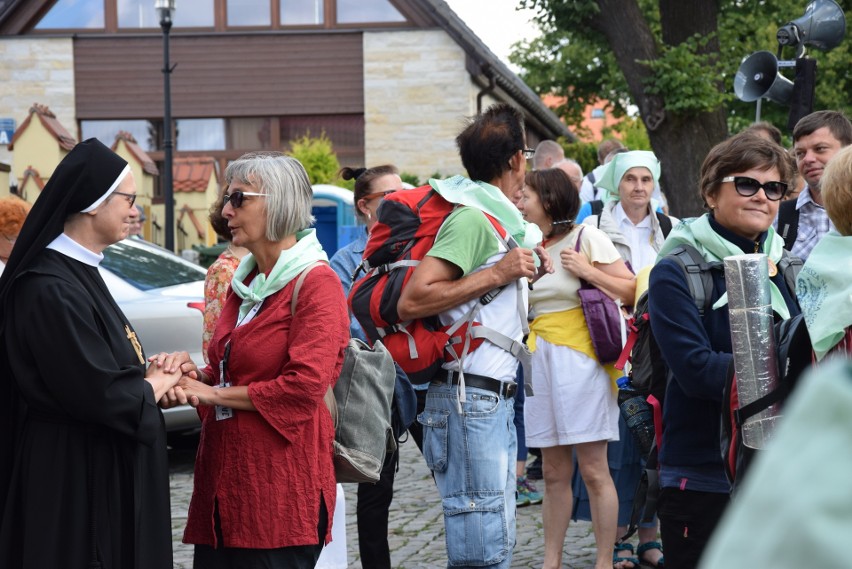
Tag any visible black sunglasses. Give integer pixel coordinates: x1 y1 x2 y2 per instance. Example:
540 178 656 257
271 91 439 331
720 176 788 201
522 148 536 159
112 190 137 207
223 190 266 209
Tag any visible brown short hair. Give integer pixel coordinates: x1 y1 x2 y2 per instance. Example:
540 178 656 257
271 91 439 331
597 138 625 164
208 188 231 242
820 145 852 236
743 121 783 145
700 133 794 208
339 164 399 221
792 110 852 146
524 168 580 239
0 196 31 237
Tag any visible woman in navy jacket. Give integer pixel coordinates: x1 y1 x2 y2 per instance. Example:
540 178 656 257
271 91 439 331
647 133 800 569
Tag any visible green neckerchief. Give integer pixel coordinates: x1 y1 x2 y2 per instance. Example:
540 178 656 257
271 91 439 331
657 214 790 320
231 228 328 321
429 176 543 250
796 232 852 360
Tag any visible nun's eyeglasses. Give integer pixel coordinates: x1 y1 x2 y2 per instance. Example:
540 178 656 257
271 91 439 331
112 191 137 207
223 190 267 209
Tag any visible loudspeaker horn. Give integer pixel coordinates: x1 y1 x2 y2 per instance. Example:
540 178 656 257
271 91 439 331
777 0 846 51
734 51 794 105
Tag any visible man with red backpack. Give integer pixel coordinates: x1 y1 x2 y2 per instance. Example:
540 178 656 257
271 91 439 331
395 104 551 568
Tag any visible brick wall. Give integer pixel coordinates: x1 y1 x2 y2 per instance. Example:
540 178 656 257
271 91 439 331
363 30 477 182
0 37 76 172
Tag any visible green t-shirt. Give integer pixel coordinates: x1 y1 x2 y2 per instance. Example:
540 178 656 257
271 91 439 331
427 207 501 275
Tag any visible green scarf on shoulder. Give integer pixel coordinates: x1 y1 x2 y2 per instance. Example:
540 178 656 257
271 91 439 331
657 214 790 320
231 228 328 321
429 176 543 250
796 232 852 360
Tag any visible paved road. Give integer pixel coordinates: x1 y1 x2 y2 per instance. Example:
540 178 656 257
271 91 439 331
170 439 601 568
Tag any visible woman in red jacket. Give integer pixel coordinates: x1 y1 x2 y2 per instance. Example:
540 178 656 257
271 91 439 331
169 151 349 568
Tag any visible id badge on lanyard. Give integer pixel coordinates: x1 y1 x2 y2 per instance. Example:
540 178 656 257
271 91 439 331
216 342 234 421
215 299 263 421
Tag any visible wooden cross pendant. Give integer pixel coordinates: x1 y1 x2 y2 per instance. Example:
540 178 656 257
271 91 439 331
125 325 145 364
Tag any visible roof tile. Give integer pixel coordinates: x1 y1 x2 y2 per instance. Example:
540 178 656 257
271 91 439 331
173 156 217 193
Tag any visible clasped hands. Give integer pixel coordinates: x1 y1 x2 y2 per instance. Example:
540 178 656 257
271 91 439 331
148 351 215 409
494 245 554 284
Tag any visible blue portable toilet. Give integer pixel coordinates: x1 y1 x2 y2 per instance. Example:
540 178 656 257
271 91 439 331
311 184 361 256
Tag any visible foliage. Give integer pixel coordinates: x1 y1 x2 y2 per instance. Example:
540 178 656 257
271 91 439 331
400 172 421 187
514 0 850 137
641 34 730 114
285 131 341 186
610 116 651 151
560 140 598 174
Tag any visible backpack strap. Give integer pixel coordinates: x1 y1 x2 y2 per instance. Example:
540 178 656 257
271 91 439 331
291 262 338 427
590 200 604 227
777 200 799 251
667 244 721 317
655 212 673 238
777 249 803 295
588 171 598 200
291 262 324 313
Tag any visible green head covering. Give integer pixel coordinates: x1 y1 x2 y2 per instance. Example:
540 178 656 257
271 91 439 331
595 150 661 203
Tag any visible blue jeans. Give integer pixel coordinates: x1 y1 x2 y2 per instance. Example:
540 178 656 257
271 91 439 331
418 380 517 568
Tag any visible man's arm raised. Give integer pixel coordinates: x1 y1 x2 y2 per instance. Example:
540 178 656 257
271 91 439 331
397 247 537 321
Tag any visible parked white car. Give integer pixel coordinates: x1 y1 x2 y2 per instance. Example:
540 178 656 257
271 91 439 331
100 238 205 434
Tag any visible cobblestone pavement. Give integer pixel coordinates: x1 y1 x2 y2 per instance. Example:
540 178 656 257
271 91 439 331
170 439 600 568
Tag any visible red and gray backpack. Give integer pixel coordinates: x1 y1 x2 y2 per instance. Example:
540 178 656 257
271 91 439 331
347 185 530 384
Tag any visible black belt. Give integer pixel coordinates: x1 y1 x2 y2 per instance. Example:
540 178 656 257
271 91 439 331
441 371 516 399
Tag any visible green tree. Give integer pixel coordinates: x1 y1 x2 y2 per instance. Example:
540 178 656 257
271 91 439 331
285 131 344 186
561 140 598 174
513 0 850 216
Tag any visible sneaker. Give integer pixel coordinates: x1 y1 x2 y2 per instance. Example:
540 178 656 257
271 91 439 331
516 488 531 508
516 475 543 505
526 455 543 480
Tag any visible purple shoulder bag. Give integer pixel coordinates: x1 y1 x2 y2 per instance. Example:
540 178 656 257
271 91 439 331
574 227 624 364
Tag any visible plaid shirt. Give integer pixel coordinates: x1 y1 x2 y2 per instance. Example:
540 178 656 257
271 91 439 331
786 186 834 261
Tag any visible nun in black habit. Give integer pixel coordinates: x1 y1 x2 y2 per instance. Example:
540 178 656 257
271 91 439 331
0 139 182 569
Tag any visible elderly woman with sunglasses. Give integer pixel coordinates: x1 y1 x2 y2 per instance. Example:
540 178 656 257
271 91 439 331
167 152 350 568
647 133 800 568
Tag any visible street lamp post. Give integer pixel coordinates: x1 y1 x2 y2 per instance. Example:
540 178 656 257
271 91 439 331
156 0 176 251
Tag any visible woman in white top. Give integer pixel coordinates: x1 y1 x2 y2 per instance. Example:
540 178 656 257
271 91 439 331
519 168 636 569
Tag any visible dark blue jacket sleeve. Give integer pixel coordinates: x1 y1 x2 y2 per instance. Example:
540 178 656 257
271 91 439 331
648 258 732 402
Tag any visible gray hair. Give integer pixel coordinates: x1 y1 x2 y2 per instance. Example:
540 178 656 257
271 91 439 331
532 140 565 170
559 158 583 178
225 152 314 241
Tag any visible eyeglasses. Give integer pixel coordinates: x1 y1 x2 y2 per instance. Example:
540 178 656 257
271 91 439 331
360 189 400 202
522 148 536 159
112 191 137 207
223 190 266 209
720 176 788 201
2 234 16 244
